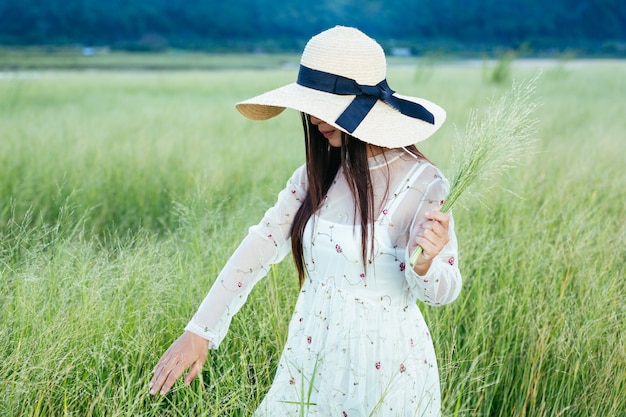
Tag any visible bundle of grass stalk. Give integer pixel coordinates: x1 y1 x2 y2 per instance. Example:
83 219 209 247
410 74 540 267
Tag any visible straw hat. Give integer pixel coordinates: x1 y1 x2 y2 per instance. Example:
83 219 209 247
236 26 446 148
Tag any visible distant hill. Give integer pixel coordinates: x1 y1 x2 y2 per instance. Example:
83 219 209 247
1 0 624 56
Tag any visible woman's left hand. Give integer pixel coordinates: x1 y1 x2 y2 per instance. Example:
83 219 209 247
411 210 450 275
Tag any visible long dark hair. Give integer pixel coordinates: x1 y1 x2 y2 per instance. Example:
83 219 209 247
290 113 427 286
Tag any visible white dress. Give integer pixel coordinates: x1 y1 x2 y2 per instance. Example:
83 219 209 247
185 148 462 417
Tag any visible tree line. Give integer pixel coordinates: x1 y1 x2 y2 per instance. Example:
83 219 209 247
1 0 624 56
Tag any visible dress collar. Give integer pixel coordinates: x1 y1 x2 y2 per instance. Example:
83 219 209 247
368 148 405 170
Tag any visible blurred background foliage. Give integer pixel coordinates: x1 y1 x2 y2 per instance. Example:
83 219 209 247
0 0 624 56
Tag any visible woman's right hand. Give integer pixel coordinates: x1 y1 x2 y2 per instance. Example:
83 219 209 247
149 331 209 395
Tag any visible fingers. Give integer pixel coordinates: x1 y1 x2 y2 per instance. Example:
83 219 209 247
184 359 205 386
414 211 450 262
421 212 448 242
149 332 209 396
150 351 185 395
424 210 450 229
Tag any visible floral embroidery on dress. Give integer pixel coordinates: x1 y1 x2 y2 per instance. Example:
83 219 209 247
186 158 461 416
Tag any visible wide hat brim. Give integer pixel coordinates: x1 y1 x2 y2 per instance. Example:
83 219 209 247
236 83 446 148
236 26 446 148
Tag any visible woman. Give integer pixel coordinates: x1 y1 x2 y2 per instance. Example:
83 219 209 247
150 26 462 416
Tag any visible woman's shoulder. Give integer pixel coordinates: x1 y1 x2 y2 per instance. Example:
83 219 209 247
395 160 449 206
287 163 308 187
396 154 448 185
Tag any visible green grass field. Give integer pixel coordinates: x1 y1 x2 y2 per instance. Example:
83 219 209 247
1 58 624 416
0 47 303 70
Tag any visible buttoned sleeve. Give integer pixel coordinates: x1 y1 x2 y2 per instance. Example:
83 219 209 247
185 165 307 349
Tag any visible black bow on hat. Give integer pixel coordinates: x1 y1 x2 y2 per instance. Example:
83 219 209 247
297 65 435 133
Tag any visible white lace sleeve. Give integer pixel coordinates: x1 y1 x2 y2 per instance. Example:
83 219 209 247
185 165 307 349
403 166 462 306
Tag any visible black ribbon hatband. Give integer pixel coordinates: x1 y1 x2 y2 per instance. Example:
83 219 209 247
297 65 435 133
